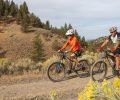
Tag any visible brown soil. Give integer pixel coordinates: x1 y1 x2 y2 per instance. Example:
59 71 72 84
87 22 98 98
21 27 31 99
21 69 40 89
0 23 65 61
0 68 113 100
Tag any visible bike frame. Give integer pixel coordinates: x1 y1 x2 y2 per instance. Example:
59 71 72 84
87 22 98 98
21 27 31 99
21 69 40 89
100 50 115 69
59 52 78 70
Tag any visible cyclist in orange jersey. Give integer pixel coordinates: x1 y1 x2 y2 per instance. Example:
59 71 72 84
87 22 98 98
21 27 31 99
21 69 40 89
58 29 82 58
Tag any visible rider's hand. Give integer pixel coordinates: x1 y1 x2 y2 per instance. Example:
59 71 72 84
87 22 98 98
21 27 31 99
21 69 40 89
58 50 61 53
110 47 116 53
97 47 103 52
65 50 68 53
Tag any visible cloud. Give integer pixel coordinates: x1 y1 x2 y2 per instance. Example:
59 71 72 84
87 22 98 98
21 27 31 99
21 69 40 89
14 0 120 39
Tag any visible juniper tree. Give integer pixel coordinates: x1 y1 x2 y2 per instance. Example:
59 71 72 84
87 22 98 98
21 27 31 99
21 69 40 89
31 33 45 62
10 1 18 16
4 0 10 17
21 13 29 32
30 13 42 28
0 0 4 16
44 20 50 30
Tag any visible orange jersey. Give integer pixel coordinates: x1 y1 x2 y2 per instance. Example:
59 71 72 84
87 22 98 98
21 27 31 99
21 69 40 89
60 35 81 52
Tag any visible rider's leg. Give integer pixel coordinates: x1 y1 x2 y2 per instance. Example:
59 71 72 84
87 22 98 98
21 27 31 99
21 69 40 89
115 55 120 76
115 48 120 67
66 53 76 74
114 47 120 76
115 56 120 70
70 53 77 59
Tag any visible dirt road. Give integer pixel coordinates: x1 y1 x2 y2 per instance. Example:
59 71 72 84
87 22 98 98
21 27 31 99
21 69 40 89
0 75 90 100
0 69 113 100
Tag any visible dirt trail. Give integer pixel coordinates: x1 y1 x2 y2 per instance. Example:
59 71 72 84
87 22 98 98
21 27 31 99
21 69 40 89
0 69 113 100
0 75 90 99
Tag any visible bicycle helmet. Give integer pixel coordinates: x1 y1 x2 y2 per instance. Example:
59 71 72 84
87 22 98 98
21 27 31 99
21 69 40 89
65 29 74 36
109 26 117 33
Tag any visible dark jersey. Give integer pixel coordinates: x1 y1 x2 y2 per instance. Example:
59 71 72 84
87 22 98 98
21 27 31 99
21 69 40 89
108 32 120 45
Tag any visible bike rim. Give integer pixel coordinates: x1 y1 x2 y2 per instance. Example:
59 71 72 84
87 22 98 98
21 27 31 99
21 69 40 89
92 62 107 81
48 62 65 82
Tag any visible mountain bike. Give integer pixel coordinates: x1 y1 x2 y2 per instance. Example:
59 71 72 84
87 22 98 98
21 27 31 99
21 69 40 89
91 49 116 81
47 51 91 82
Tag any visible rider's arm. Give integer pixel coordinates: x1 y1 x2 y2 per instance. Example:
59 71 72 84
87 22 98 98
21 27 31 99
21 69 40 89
114 38 120 50
100 38 109 48
60 39 69 51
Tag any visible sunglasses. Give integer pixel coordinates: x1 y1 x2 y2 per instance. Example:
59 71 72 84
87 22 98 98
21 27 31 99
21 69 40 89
110 31 115 33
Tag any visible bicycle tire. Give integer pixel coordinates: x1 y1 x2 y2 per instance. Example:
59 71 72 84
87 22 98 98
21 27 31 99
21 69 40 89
47 62 65 82
75 59 90 77
91 60 107 81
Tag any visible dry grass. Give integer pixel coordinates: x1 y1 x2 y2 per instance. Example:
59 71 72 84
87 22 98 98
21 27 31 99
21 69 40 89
0 50 100 78
0 23 65 61
0 58 42 76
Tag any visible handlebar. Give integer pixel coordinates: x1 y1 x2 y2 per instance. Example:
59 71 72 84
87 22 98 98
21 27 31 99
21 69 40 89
99 49 115 58
102 49 111 53
58 51 68 59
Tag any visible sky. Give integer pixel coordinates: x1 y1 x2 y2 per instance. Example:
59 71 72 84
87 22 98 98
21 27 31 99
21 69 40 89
13 0 120 40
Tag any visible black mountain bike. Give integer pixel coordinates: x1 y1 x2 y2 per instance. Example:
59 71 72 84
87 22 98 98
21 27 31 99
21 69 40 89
47 51 91 82
91 49 116 81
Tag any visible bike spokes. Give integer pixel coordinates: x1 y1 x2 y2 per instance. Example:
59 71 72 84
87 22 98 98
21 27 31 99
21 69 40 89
47 62 65 82
91 61 107 81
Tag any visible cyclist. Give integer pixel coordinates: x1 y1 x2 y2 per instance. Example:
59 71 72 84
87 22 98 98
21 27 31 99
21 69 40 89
58 29 82 58
98 26 120 76
58 29 82 73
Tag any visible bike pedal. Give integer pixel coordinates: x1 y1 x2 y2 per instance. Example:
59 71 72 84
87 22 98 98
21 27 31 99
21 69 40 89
66 70 72 74
114 70 120 76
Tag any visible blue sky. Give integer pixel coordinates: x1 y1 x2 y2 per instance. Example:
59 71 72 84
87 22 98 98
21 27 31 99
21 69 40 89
14 0 120 40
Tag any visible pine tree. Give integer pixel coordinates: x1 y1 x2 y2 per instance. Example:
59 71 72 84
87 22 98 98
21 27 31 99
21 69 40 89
29 13 35 25
21 13 29 32
31 33 45 62
68 24 73 29
0 0 4 16
30 13 43 28
81 36 88 47
4 9 8 18
45 20 50 30
4 0 10 17
19 2 29 18
75 29 81 42
35 17 43 27
10 1 18 16
22 1 29 14
16 9 22 24
64 23 68 31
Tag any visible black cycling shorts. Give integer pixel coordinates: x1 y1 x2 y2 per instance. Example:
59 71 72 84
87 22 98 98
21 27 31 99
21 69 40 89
74 50 81 57
114 47 120 55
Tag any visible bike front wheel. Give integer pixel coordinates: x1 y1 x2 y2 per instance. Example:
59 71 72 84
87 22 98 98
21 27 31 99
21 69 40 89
91 61 107 81
47 62 65 82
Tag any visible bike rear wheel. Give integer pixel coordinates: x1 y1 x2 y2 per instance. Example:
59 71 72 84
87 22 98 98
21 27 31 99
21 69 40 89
91 61 107 81
47 62 65 82
75 59 90 77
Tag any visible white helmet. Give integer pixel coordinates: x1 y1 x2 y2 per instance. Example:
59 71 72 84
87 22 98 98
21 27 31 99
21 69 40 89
65 29 74 36
109 26 117 32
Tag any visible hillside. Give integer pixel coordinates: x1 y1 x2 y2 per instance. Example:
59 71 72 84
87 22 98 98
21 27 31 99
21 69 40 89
0 22 65 61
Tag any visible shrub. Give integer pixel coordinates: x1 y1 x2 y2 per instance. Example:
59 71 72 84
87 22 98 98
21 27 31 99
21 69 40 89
52 39 61 51
42 55 59 74
0 58 44 76
31 33 45 62
78 78 120 100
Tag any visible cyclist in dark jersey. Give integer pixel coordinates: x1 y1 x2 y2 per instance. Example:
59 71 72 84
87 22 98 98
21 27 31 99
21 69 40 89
98 26 120 76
